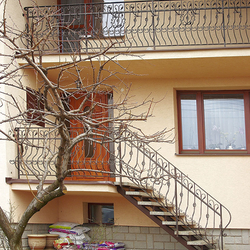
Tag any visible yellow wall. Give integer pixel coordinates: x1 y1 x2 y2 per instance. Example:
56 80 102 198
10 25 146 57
11 191 157 227
11 191 59 223
58 194 157 227
9 68 250 229
4 0 250 231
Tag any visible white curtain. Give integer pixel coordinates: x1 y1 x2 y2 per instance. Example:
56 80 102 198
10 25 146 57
204 95 246 150
102 0 125 37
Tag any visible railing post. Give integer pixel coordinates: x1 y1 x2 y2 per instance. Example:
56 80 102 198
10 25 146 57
174 168 178 236
151 0 156 50
221 0 226 47
220 204 224 250
14 128 20 179
24 8 29 50
118 139 123 186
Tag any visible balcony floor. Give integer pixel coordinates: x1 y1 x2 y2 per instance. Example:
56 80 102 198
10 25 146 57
6 178 118 195
18 48 250 80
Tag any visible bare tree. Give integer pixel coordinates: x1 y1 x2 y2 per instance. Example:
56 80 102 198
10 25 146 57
0 1 172 250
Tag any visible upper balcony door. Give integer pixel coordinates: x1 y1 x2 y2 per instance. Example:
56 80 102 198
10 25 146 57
57 0 124 52
58 0 103 52
67 92 113 181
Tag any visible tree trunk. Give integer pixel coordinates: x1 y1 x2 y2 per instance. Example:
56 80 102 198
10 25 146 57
0 183 65 250
9 238 23 250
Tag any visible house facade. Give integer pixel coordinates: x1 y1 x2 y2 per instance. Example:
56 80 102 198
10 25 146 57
1 0 250 249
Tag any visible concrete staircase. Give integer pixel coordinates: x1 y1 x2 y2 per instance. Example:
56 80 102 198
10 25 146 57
116 182 216 250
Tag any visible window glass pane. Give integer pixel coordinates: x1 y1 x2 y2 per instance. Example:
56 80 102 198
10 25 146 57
89 204 114 224
102 205 114 224
180 94 199 150
204 94 246 150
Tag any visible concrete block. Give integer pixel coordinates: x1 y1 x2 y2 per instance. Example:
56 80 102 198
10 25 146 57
25 224 33 231
140 227 149 234
23 230 32 239
113 226 128 233
136 233 146 241
123 241 134 249
153 241 164 249
242 230 249 244
147 234 154 249
134 240 147 249
224 236 235 244
154 234 170 242
113 232 125 241
22 238 28 248
210 229 221 236
225 245 250 250
149 227 160 234
226 229 242 236
128 226 140 234
159 228 167 235
163 242 176 249
175 242 189 250
105 227 113 240
170 237 178 243
234 236 243 244
125 233 136 241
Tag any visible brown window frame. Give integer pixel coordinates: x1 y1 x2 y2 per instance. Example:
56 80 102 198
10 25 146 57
26 87 45 127
177 90 250 154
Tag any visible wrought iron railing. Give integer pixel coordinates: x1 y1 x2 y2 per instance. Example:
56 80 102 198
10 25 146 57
11 127 114 180
116 129 232 249
11 126 231 249
23 0 250 53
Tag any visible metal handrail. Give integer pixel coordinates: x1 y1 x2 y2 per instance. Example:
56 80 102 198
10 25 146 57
22 0 250 53
116 129 232 249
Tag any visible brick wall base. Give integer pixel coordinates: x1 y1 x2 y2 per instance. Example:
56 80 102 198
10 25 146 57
1 225 250 250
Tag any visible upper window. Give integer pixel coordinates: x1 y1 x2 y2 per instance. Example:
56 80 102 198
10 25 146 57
177 91 250 154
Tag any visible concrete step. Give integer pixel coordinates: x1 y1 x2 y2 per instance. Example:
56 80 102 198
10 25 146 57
162 221 185 226
187 240 209 246
163 220 197 227
175 230 205 236
125 191 162 199
150 211 184 216
138 201 161 206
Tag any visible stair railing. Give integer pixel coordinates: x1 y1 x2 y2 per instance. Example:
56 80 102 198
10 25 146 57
116 128 231 249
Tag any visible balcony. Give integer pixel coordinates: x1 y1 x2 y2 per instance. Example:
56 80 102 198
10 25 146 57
23 0 250 53
11 127 115 181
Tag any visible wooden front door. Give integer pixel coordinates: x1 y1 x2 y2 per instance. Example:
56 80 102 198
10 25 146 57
67 93 113 181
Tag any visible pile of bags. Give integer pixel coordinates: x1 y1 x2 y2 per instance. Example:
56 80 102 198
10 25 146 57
49 222 91 246
48 222 125 250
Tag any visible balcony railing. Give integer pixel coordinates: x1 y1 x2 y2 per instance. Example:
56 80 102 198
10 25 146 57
23 0 250 53
11 127 115 180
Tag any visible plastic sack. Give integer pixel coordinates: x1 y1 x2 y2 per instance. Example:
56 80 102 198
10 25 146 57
53 237 74 249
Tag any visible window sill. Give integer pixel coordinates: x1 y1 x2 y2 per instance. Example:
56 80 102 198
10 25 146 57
175 153 250 156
